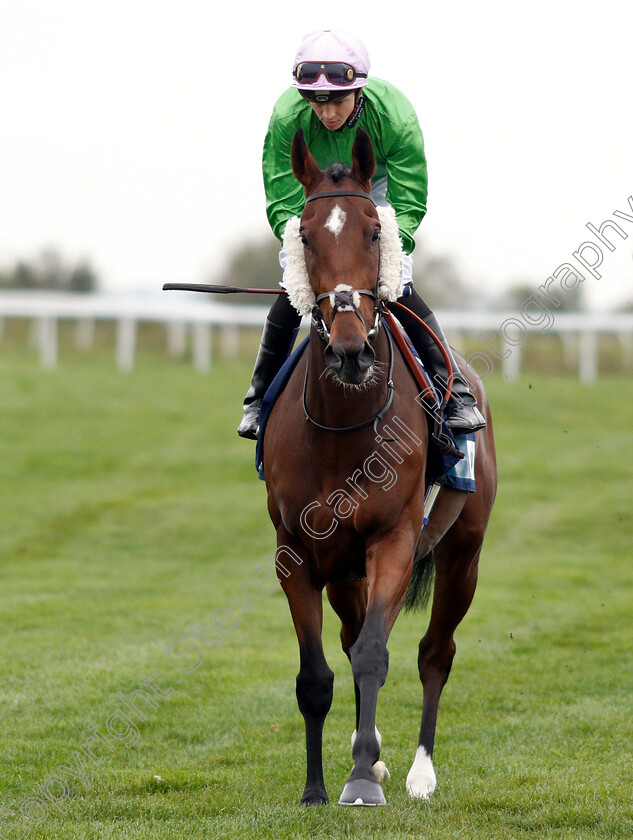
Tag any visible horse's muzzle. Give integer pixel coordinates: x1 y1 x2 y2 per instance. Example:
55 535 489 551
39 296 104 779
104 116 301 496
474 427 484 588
324 339 375 385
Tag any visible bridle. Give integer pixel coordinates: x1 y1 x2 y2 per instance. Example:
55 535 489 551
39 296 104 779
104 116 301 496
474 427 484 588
304 190 384 345
301 188 394 434
301 322 395 435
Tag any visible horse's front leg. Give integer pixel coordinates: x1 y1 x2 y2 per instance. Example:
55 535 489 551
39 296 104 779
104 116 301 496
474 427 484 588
338 530 415 806
277 533 334 805
326 580 390 785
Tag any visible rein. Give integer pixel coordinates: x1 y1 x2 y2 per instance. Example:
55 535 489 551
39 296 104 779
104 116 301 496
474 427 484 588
302 322 395 436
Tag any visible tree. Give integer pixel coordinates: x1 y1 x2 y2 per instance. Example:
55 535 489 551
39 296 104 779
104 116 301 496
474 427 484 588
412 236 475 309
39 249 65 289
11 261 38 289
496 281 585 312
213 236 282 304
68 261 98 292
413 253 475 309
214 233 476 309
0 249 98 292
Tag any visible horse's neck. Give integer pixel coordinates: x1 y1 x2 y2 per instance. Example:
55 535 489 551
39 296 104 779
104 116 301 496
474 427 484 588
306 327 390 431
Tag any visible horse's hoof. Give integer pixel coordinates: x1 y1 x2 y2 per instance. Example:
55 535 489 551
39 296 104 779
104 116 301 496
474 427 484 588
338 778 386 806
301 788 329 806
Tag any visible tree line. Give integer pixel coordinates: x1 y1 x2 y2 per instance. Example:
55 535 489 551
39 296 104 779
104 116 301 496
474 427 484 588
0 239 590 310
215 234 586 311
0 249 98 292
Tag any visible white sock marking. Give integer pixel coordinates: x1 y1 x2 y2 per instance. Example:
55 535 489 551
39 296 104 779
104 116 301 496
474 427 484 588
406 746 436 798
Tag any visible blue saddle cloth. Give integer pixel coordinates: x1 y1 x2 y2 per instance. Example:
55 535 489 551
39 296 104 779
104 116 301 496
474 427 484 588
255 333 475 493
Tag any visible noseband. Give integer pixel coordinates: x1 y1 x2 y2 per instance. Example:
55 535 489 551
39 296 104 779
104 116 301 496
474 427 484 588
304 190 384 344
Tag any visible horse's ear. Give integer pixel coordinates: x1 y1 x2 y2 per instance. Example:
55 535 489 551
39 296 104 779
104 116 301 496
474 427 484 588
350 128 376 191
291 128 321 192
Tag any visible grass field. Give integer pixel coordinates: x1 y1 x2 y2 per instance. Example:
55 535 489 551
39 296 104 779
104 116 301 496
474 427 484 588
1 347 632 839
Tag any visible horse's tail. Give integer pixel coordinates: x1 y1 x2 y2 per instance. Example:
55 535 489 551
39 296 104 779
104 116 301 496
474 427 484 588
404 550 435 613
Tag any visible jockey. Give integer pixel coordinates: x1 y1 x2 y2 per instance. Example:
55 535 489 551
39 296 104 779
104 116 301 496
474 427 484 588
238 28 486 440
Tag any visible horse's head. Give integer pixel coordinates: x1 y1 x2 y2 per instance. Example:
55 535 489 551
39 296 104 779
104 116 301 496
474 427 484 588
290 127 383 387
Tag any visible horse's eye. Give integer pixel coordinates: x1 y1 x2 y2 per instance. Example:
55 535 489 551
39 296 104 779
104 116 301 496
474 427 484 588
300 233 309 248
371 228 381 244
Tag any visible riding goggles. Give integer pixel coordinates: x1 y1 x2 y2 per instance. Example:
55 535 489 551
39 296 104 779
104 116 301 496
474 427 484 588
299 88 356 103
293 62 367 87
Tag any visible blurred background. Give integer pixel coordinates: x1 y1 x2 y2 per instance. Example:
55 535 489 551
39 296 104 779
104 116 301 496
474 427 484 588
2 6 633 833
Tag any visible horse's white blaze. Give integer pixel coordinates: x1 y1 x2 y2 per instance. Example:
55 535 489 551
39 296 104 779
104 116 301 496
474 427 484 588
406 746 436 798
350 728 390 781
325 204 347 238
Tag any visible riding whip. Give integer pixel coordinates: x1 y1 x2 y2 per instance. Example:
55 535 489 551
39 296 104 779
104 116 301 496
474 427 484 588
162 283 284 295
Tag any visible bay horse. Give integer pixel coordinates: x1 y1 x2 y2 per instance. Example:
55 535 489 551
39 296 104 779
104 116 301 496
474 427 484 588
263 127 497 806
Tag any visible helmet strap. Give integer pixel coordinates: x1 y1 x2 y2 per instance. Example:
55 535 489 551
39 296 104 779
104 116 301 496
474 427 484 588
344 93 365 129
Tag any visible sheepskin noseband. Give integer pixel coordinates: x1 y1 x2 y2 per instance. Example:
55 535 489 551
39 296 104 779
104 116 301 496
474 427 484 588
281 204 404 317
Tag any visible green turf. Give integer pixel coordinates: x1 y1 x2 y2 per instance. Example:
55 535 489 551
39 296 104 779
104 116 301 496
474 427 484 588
1 351 632 839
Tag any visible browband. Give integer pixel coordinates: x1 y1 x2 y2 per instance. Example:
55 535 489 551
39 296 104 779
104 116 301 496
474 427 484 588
305 190 376 205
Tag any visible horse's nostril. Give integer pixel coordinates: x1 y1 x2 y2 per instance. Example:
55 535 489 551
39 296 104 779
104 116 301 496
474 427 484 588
324 344 344 372
357 342 375 373
325 340 375 384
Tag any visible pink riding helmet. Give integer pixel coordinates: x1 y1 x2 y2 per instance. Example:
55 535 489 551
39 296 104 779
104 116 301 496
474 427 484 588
292 29 370 93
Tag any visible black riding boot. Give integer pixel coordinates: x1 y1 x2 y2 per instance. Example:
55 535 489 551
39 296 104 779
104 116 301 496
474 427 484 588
396 291 486 434
237 295 300 440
